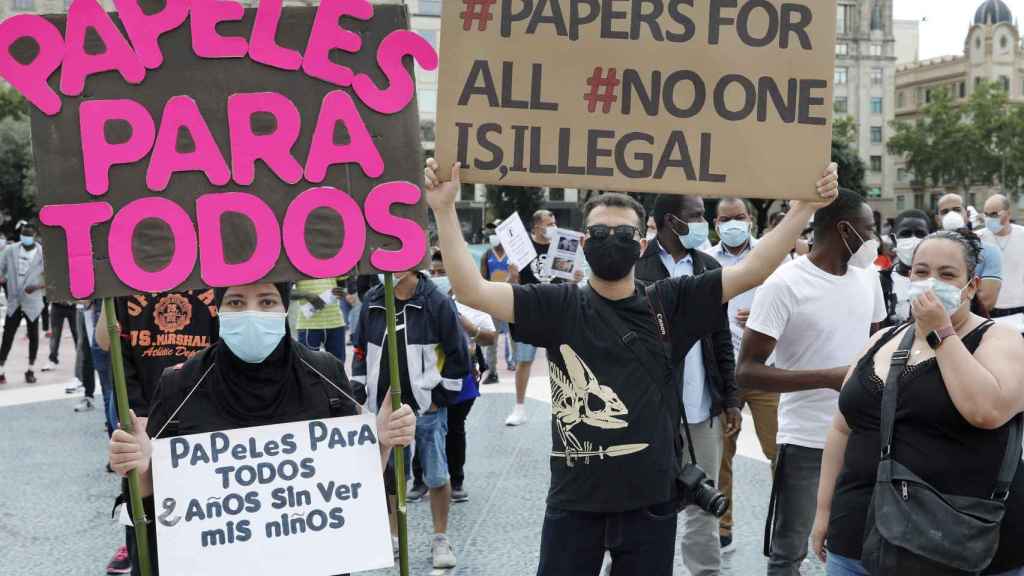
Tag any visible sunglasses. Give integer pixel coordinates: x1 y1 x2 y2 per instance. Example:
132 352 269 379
586 224 639 241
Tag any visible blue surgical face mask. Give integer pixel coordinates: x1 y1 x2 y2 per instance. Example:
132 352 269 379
431 275 451 296
907 277 967 315
20 235 34 247
218 311 287 364
985 216 1004 234
679 221 709 250
717 220 750 248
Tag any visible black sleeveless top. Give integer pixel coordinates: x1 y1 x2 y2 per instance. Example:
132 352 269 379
827 323 1024 574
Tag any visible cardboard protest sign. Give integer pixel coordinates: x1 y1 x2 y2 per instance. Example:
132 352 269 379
542 228 582 281
151 413 391 576
436 0 836 200
2 2 437 301
494 211 536 270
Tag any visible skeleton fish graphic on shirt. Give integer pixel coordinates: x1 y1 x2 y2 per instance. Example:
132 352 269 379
549 345 649 466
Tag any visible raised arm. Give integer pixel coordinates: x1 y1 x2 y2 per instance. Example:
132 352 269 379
425 160 515 323
721 164 838 303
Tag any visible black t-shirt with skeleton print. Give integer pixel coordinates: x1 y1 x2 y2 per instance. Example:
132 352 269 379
511 270 726 513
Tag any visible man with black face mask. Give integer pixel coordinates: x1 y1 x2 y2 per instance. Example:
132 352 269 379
737 189 887 576
424 158 838 575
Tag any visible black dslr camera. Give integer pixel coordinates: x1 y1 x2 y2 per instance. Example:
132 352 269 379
677 463 729 518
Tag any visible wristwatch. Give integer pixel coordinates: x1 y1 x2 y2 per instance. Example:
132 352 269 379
927 325 957 349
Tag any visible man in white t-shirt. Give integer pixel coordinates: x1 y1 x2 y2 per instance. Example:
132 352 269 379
737 189 886 576
980 194 1024 332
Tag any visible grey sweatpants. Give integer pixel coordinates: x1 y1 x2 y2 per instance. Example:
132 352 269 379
767 444 823 576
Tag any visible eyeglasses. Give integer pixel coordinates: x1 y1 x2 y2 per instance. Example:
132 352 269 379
586 224 639 241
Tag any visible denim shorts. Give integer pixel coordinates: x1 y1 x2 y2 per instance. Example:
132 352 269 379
513 341 537 364
414 408 450 489
826 553 869 576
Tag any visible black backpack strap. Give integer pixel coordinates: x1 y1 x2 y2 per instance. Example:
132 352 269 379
879 324 916 459
994 414 1023 501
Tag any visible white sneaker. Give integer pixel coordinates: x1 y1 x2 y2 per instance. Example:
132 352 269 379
65 378 82 394
431 534 457 569
40 361 57 372
74 397 94 412
504 405 527 427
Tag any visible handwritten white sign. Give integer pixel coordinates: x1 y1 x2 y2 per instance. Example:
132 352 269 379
151 413 391 576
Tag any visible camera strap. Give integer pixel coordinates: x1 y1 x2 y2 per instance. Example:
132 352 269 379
581 282 698 466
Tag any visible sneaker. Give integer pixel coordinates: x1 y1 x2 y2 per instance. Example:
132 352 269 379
74 397 94 412
451 486 469 503
41 361 57 372
407 482 428 503
65 378 82 394
431 534 457 569
720 534 736 553
106 463 114 474
24 370 36 384
483 373 500 385
505 405 527 427
106 546 131 574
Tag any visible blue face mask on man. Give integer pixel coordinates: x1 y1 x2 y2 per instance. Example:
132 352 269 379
717 220 750 248
219 311 287 364
679 221 709 250
431 275 452 296
20 235 34 247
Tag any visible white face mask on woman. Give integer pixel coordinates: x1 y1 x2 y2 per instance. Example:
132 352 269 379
907 277 968 315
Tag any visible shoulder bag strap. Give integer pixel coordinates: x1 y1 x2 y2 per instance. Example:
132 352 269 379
880 324 916 459
993 414 1023 501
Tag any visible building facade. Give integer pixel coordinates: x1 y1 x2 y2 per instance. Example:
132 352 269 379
893 0 1024 217
833 0 898 218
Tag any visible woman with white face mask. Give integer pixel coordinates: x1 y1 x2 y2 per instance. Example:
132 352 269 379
108 282 416 575
813 230 1024 576
879 210 934 326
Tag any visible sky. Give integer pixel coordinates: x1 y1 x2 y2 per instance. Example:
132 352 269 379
894 0 1024 60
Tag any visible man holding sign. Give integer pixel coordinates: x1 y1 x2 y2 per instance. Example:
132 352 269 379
109 282 417 576
425 158 837 575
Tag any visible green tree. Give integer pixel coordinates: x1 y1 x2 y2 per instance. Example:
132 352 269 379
0 87 27 122
485 185 545 226
0 115 37 233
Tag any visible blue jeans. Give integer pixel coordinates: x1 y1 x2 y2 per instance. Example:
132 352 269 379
385 407 450 493
91 345 117 436
297 326 346 363
767 445 823 576
826 553 869 576
537 502 678 576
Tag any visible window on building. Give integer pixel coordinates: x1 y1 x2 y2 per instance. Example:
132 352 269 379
870 1 883 31
869 187 882 198
916 87 925 105
460 184 475 202
870 44 883 57
416 29 439 50
897 168 908 182
1001 36 1009 50
975 76 983 88
837 4 852 34
897 91 905 108
914 193 924 209
960 82 967 98
871 68 884 85
870 156 883 172
549 188 566 202
925 88 933 103
835 67 848 85
976 36 982 50
871 97 883 114
834 97 848 114
1000 76 1010 92
836 43 848 56
897 195 906 210
871 126 883 143
418 0 441 16
11 0 34 10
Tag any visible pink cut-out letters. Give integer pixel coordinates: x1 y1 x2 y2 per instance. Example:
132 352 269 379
80 99 156 196
191 0 248 58
61 0 146 96
196 192 282 286
283 186 366 278
305 90 383 183
249 0 301 71
227 92 304 186
39 202 114 298
108 197 197 293
112 0 190 70
0 15 64 116
365 181 426 271
301 0 371 87
353 30 438 115
147 96 230 191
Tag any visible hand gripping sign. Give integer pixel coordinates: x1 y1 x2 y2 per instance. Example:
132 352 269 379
0 0 438 301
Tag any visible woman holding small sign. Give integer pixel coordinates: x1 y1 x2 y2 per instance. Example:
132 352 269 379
108 282 416 574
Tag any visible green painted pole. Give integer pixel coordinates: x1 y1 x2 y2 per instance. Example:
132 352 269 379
103 298 153 576
383 273 409 576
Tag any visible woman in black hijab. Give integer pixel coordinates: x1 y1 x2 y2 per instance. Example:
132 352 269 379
107 282 415 574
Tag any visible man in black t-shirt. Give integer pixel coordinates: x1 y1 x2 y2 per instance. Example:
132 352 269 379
425 158 839 575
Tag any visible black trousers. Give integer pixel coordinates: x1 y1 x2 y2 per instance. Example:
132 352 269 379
0 308 39 366
412 398 476 489
48 302 78 364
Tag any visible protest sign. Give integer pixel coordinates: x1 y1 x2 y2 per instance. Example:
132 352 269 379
151 413 391 576
436 0 836 200
2 2 437 301
542 228 582 281
495 211 537 270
